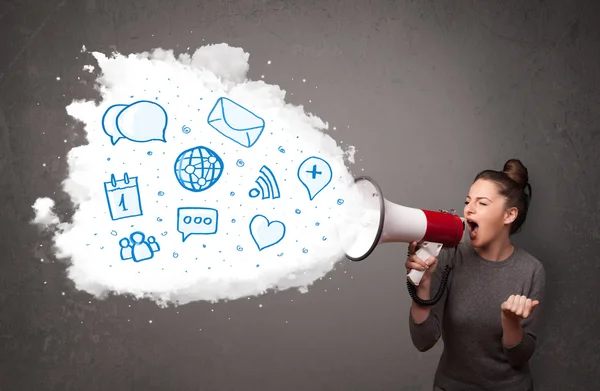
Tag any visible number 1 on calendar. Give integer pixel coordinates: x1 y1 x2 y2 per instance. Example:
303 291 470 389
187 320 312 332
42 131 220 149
118 193 129 212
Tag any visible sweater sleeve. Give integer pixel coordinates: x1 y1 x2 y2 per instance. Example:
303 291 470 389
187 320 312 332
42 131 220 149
408 245 455 352
502 260 546 367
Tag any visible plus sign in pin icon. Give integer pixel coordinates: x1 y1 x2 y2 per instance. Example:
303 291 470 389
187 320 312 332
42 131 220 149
297 156 332 200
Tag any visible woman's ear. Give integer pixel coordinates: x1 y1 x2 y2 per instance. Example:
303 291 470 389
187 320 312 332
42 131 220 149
504 206 518 224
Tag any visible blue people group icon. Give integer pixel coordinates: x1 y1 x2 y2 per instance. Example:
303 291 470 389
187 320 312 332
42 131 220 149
177 207 219 242
297 156 332 200
100 96 338 262
249 214 286 251
207 97 265 148
102 100 168 145
249 165 280 200
119 231 160 262
104 173 143 220
173 146 224 192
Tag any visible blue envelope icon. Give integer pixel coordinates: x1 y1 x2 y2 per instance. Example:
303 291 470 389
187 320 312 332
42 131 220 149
207 97 265 148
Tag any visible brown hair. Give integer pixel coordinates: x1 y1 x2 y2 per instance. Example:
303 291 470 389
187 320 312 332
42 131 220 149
474 159 532 235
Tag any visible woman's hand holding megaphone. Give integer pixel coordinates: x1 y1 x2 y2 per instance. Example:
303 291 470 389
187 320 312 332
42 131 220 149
405 241 438 285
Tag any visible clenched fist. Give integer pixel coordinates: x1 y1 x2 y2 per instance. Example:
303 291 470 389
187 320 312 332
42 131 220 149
501 294 539 320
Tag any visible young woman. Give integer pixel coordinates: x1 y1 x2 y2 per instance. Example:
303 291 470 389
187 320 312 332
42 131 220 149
406 159 546 391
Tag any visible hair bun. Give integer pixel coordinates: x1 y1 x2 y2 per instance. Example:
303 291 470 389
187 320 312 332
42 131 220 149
503 159 529 190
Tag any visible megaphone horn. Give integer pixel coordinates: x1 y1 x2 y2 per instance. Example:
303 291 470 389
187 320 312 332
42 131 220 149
344 176 465 287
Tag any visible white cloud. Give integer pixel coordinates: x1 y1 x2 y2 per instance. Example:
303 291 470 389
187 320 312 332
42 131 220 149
31 197 60 226
32 44 362 306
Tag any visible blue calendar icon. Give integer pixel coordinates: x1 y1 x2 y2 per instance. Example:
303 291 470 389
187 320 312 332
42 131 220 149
104 173 143 221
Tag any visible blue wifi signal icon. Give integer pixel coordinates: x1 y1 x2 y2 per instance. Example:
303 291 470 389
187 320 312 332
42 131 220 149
249 165 280 200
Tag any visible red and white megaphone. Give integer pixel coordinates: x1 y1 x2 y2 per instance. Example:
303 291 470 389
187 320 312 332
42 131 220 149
344 176 466 287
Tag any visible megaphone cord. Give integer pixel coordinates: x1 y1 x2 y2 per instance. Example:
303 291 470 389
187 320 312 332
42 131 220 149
406 264 452 306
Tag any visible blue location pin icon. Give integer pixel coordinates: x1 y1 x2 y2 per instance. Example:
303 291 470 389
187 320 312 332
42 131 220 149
297 156 332 200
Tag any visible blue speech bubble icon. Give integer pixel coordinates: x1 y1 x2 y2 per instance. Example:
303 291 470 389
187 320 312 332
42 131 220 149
177 207 218 242
101 100 168 145
116 100 168 143
297 156 332 201
102 104 128 145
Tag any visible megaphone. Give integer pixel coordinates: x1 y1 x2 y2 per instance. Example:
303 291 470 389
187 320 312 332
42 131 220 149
344 176 466 304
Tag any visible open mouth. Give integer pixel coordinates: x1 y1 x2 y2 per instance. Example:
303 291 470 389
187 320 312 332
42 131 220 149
467 219 479 237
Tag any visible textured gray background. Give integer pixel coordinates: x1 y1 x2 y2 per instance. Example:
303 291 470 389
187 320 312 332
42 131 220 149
1 0 599 390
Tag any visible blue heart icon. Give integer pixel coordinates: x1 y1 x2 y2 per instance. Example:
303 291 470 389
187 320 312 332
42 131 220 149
249 214 286 251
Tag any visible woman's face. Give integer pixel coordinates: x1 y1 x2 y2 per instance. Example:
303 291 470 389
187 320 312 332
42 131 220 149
463 179 518 247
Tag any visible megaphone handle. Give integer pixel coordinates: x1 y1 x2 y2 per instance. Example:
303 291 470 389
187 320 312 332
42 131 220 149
407 242 443 286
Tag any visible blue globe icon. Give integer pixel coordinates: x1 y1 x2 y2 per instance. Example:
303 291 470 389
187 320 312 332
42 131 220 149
174 146 224 192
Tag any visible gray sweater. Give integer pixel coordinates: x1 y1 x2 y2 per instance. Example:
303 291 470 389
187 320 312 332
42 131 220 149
409 242 546 391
